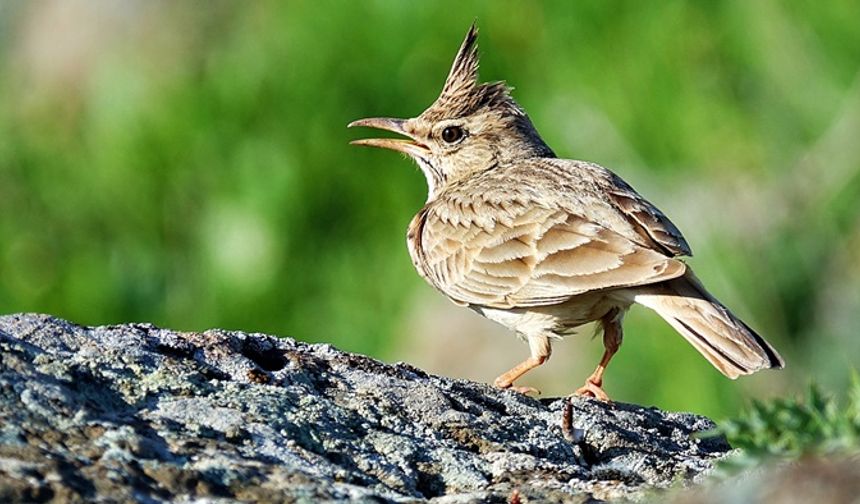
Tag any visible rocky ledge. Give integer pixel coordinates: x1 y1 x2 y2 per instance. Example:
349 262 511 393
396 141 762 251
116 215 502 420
0 314 729 502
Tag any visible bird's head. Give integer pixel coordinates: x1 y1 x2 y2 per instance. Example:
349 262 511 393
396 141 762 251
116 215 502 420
350 23 553 199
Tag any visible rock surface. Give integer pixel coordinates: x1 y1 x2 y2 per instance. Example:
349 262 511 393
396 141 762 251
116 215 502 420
0 313 730 502
671 454 860 504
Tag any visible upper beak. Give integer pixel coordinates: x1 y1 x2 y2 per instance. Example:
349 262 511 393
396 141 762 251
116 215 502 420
348 117 429 157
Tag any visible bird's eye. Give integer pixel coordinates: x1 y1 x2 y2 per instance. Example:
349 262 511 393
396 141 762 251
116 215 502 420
441 126 465 144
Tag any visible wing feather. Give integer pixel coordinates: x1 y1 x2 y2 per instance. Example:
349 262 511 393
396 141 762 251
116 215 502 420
419 202 686 308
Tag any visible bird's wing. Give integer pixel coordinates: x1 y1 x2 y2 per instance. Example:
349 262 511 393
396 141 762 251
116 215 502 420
539 158 692 257
417 199 687 309
602 171 692 257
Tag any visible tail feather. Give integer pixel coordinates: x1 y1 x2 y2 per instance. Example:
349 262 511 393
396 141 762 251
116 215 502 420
633 268 784 379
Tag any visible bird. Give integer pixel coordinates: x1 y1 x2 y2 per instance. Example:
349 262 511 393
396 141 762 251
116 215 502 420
348 23 784 400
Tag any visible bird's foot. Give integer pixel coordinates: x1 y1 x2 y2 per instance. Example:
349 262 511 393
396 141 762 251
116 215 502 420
508 385 541 396
574 379 610 401
494 378 541 396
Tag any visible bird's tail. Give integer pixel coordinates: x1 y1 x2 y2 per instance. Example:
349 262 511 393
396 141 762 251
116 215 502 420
632 268 784 378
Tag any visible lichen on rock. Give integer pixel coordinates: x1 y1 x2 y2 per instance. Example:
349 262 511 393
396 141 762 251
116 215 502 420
0 313 729 502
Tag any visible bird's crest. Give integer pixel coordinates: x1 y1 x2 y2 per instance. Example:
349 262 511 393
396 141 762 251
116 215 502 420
422 23 521 121
440 22 480 101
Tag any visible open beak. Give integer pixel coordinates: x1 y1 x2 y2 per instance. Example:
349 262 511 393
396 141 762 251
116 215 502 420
348 117 429 158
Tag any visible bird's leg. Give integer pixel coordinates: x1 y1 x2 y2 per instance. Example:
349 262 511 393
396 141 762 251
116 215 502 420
494 334 551 395
493 357 544 395
575 309 623 401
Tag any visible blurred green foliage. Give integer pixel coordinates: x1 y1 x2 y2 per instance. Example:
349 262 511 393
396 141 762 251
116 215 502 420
0 1 858 416
715 376 860 473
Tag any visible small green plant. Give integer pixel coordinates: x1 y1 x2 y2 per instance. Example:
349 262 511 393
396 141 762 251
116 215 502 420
713 374 860 471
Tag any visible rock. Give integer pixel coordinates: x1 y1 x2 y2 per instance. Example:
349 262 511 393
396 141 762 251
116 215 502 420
671 455 860 504
0 313 730 502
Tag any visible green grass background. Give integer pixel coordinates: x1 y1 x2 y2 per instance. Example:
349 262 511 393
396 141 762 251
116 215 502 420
1 1 858 417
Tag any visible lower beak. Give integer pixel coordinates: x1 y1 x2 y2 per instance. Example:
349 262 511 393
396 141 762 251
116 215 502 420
348 117 429 157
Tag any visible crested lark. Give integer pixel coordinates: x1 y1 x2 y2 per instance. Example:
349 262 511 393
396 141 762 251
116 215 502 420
349 24 784 399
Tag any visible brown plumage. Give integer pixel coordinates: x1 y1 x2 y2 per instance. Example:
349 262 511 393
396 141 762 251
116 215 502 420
349 23 783 399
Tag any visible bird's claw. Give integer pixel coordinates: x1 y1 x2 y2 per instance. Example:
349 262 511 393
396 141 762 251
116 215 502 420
574 380 610 401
